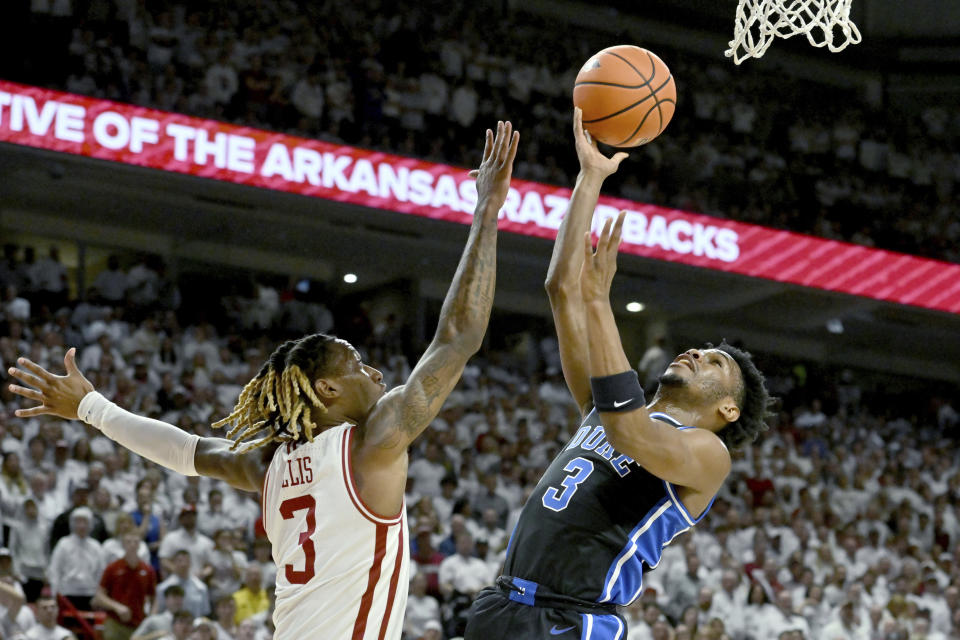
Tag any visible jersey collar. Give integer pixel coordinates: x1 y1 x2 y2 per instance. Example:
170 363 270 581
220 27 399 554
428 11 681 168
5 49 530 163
648 412 685 427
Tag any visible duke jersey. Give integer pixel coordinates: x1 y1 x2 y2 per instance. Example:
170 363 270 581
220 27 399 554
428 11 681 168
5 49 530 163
261 423 409 640
502 409 715 606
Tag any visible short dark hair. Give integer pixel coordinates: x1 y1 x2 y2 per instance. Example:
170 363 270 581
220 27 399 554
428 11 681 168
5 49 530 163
714 342 775 450
440 473 458 487
173 610 194 624
165 584 186 597
215 595 235 608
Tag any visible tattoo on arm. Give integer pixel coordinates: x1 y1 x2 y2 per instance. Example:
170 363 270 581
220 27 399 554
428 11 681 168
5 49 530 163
422 374 441 396
400 351 455 434
366 189 501 456
436 215 498 346
374 420 404 450
370 347 461 452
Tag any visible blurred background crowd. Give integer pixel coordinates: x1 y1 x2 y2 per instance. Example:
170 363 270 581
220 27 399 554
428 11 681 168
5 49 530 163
0 1 958 640
0 242 958 640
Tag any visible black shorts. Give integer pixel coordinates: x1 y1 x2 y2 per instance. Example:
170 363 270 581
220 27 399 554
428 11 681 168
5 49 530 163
465 582 627 640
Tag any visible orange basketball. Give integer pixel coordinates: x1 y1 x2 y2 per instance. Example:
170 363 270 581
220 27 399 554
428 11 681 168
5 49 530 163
573 45 677 148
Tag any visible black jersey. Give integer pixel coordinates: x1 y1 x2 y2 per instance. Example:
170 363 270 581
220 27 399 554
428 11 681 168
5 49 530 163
502 409 715 606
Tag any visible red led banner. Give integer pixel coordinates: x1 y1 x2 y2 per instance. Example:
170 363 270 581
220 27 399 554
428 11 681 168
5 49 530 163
1 80 958 313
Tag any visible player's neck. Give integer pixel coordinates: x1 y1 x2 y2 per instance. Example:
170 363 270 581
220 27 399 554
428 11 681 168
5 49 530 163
315 408 355 431
646 397 715 431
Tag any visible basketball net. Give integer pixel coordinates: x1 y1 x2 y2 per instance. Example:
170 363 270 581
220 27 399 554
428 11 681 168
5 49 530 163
725 0 862 64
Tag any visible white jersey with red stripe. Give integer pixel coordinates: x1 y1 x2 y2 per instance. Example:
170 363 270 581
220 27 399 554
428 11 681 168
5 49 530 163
261 423 409 640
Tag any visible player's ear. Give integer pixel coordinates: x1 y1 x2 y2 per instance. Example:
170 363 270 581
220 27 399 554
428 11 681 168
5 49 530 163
314 377 341 401
717 397 740 424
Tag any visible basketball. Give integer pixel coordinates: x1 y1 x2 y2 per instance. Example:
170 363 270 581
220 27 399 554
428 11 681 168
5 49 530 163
573 45 677 147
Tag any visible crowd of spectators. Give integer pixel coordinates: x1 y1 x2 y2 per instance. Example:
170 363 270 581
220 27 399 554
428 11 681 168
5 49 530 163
1 239 959 640
6 0 960 264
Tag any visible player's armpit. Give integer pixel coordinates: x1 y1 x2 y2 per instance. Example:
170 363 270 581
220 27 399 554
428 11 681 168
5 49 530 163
601 412 731 494
358 339 469 463
194 437 269 492
547 287 593 415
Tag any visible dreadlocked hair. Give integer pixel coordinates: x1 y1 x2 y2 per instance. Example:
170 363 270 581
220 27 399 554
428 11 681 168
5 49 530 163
712 341 777 450
211 334 339 453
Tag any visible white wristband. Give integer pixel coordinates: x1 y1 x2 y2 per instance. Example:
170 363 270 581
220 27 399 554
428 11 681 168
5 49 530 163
78 391 200 476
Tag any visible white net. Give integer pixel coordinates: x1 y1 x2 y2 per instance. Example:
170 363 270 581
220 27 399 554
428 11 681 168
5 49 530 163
725 0 862 64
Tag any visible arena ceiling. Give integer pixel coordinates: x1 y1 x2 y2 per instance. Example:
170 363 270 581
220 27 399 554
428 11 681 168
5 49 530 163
1 143 959 385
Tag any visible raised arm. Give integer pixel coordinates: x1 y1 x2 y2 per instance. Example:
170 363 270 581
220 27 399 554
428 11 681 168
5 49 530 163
8 350 267 493
0 579 25 621
544 108 628 415
357 121 519 464
578 213 730 498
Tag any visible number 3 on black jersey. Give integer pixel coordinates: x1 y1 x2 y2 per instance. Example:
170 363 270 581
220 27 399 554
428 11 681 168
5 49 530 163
541 457 595 512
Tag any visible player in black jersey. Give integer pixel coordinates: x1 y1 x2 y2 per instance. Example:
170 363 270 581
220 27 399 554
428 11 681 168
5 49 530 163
465 109 773 639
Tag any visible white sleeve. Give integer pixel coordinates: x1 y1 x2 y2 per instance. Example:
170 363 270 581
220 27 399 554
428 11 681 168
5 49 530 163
93 542 106 583
158 534 175 560
77 391 200 477
48 542 64 596
438 557 455 587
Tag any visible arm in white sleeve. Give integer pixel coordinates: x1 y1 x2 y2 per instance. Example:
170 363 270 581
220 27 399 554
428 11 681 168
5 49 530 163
77 391 200 476
48 543 63 596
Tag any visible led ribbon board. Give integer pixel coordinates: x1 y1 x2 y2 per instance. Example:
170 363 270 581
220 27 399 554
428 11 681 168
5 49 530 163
1 80 958 313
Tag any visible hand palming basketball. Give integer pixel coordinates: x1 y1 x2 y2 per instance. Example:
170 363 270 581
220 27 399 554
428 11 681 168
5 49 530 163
573 107 629 179
574 45 676 147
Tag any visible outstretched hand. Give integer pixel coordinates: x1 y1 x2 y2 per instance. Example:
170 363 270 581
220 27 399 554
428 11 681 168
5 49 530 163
469 120 520 213
580 211 626 304
7 348 95 421
573 107 628 179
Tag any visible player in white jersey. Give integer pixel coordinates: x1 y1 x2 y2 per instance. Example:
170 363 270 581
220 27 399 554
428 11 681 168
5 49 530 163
7 121 520 640
262 420 409 638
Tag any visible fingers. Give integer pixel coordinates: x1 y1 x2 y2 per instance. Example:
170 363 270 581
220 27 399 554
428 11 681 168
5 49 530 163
595 212 625 259
13 406 53 418
8 384 42 402
478 120 520 171
496 121 512 164
612 210 626 242
573 107 594 147
64 347 81 377
604 211 626 257
584 216 619 261
468 169 479 178
14 357 56 383
611 152 629 167
598 216 614 246
7 366 44 390
504 130 520 168
491 121 506 163
481 128 493 164
583 230 594 260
